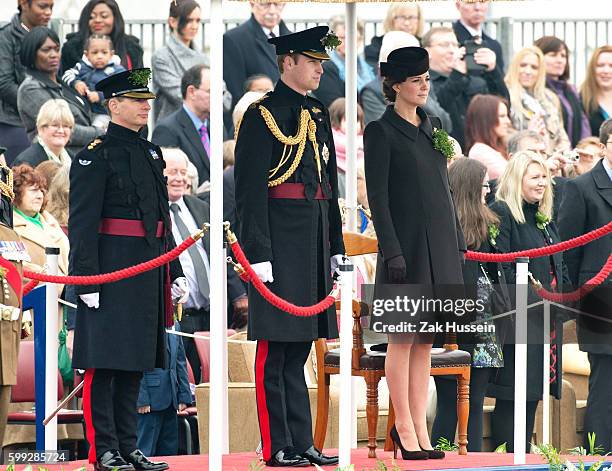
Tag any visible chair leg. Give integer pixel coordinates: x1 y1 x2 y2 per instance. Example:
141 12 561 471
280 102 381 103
182 417 193 455
313 370 331 450
457 370 470 455
365 372 381 459
384 398 395 452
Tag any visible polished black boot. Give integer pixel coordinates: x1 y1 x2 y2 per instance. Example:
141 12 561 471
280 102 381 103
124 449 169 470
94 450 135 471
300 446 339 466
266 447 310 467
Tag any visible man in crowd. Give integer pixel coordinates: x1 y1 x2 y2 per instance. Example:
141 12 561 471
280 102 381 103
423 26 509 148
69 69 187 471
153 65 217 186
235 26 343 468
558 119 612 453
453 0 505 72
163 147 248 382
0 0 54 163
223 1 291 109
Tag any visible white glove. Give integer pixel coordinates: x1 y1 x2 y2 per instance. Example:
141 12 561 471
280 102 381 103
171 277 190 304
80 293 100 309
330 254 346 276
251 261 274 283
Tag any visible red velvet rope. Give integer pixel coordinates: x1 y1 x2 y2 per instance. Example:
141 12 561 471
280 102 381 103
466 221 612 262
22 236 196 285
229 239 336 317
23 280 39 296
533 254 612 303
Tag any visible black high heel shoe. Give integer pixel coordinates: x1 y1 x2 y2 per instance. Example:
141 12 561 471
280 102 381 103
420 447 445 459
389 426 429 460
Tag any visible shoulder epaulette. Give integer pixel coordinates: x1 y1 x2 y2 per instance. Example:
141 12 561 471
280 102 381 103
87 137 104 150
248 94 269 110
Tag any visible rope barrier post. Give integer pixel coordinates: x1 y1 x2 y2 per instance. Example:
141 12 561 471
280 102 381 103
44 247 60 452
338 259 354 467
542 299 551 445
514 257 529 465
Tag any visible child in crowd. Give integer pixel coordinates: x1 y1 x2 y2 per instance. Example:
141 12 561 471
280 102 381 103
62 34 126 129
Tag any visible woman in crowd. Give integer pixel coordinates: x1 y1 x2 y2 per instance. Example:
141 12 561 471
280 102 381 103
489 151 569 451
13 99 73 168
431 158 509 452
315 16 375 108
580 45 612 136
152 0 208 122
12 165 69 280
465 94 512 180
534 36 591 147
505 46 570 154
329 98 365 198
364 2 424 69
364 47 465 461
60 0 143 74
46 166 70 230
17 27 99 155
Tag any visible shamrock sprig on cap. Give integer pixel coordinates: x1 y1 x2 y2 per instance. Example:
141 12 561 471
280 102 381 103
321 32 341 51
128 69 152 88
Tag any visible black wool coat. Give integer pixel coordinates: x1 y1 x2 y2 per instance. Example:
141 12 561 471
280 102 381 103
234 80 344 342
363 106 466 289
69 122 183 371
558 160 612 355
223 15 291 109
488 200 570 400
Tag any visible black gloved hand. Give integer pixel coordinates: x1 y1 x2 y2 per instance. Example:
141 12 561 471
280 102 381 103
385 254 407 283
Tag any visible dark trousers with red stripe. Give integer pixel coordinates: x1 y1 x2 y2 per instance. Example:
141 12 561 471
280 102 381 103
255 340 313 461
83 369 143 463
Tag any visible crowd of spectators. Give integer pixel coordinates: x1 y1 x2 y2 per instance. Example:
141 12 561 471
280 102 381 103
0 0 611 460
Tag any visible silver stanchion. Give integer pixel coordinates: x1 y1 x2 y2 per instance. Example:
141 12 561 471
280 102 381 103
514 257 529 464
44 247 60 451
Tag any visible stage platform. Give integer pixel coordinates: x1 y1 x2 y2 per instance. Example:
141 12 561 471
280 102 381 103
11 449 610 470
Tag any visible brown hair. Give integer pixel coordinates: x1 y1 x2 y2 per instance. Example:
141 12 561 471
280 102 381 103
448 158 499 249
12 164 48 210
465 94 509 158
328 98 364 131
381 76 405 103
36 160 62 190
421 26 454 48
533 36 570 81
46 166 69 226
169 0 200 35
276 53 300 74
581 45 612 115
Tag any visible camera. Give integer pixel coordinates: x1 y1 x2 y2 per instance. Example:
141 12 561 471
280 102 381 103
563 149 580 163
464 39 487 73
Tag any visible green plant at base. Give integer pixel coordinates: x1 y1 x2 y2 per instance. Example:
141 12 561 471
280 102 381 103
435 436 459 451
247 457 266 470
494 442 507 453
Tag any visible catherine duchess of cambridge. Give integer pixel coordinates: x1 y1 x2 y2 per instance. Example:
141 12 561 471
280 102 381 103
363 46 465 460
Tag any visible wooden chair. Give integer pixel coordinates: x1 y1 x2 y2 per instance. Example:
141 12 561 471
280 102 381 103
313 232 471 458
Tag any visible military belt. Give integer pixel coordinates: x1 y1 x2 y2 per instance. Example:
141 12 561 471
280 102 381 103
268 183 331 200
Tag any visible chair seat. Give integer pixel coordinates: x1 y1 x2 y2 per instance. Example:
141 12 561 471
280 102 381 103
177 406 198 417
324 347 471 370
7 409 83 423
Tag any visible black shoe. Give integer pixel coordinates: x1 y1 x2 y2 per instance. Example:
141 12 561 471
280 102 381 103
94 450 135 471
300 446 339 466
389 426 429 460
421 447 446 459
266 447 310 467
124 449 169 470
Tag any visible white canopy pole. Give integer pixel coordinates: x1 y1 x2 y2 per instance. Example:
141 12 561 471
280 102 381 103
542 299 550 444
208 0 229 467
344 1 359 449
514 257 529 464
44 247 59 451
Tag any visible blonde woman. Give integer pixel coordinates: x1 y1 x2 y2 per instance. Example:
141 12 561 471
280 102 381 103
364 2 424 68
505 47 570 154
489 151 569 452
580 45 612 136
13 99 74 168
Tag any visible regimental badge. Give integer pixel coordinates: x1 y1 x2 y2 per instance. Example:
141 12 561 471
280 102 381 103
322 144 330 165
87 138 102 150
149 149 159 160
312 107 322 115
79 159 92 166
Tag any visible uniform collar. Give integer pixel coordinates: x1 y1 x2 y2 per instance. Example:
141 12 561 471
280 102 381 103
382 105 432 141
275 80 309 106
107 121 141 142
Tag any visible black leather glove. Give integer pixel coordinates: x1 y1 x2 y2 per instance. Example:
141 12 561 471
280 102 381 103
385 254 407 283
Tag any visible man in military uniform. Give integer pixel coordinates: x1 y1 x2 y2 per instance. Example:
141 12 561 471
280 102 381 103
234 26 344 467
0 158 28 448
69 69 188 471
